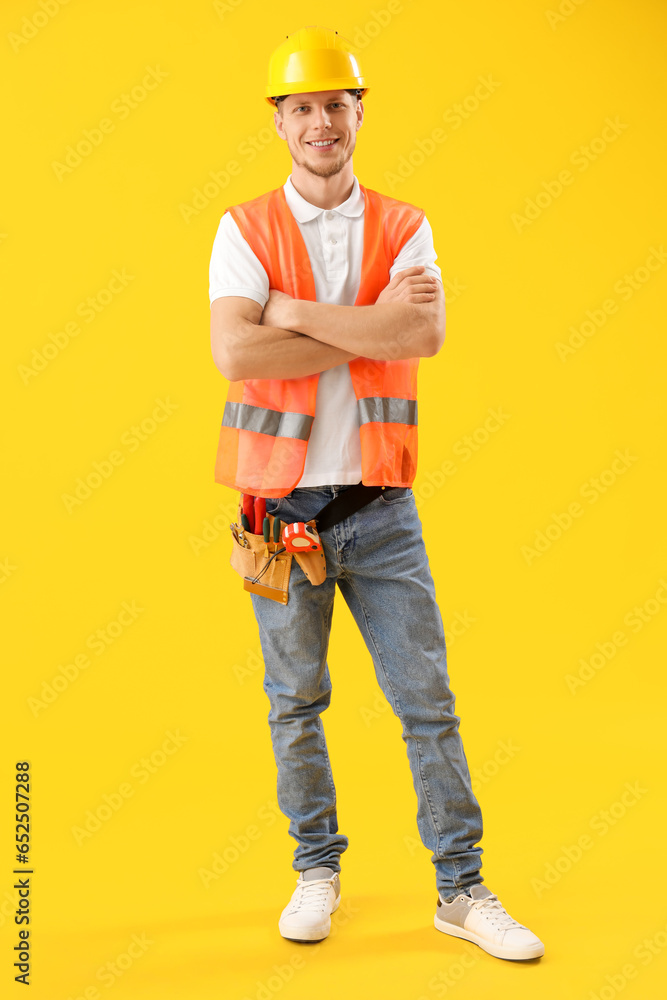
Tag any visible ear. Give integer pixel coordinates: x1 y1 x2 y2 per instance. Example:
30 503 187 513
274 109 286 139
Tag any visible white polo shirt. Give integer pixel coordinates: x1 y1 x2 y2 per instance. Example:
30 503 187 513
209 174 442 487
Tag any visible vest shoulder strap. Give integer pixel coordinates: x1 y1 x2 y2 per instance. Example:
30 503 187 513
360 186 425 260
225 185 424 251
222 186 281 224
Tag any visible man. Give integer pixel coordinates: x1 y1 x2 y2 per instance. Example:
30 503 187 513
209 26 544 961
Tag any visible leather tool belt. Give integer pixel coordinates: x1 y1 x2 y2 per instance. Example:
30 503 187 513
229 483 385 604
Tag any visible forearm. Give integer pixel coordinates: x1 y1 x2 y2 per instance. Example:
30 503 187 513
223 320 358 381
283 299 435 360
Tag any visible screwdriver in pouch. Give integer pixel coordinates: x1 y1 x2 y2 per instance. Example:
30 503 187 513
263 517 271 557
273 516 282 550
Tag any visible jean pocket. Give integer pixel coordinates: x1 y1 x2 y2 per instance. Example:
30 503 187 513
379 487 414 505
265 493 293 515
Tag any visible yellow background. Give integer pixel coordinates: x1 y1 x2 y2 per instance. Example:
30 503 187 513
3 0 666 997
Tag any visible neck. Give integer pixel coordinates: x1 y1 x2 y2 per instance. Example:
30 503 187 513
289 160 355 210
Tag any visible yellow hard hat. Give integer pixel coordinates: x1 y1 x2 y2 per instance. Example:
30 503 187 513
265 26 368 108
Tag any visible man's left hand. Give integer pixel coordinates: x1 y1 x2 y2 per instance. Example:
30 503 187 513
260 288 293 328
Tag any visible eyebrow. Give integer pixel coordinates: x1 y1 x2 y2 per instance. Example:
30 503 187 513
289 99 348 108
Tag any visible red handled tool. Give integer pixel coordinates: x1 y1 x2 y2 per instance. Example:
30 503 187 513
254 496 266 534
240 494 267 534
242 493 255 532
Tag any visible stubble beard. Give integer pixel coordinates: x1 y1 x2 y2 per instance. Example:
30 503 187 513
287 134 355 178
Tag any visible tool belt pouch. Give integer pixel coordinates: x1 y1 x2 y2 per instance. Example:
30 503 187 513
230 482 382 602
292 522 326 586
229 501 327 602
229 514 293 605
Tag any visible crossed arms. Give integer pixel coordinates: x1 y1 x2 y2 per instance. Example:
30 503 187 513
210 266 446 382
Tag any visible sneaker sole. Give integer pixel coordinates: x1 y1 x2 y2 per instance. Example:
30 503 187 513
279 894 341 943
434 913 544 961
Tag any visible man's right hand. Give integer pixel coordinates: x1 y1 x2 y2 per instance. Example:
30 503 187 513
375 266 438 305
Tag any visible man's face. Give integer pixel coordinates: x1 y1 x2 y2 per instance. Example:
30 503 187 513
274 90 363 178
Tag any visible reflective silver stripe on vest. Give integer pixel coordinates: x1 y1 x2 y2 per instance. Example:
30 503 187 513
357 397 418 426
222 401 313 441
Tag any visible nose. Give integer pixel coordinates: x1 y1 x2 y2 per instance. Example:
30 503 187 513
312 107 332 129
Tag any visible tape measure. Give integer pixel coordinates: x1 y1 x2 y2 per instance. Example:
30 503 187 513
282 521 323 552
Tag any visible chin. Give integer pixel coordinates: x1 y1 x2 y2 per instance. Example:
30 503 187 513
306 162 345 178
305 151 352 178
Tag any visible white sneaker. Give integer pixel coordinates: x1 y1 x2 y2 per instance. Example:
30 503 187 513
434 883 545 960
279 867 341 942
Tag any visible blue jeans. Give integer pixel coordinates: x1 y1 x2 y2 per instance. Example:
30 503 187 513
250 484 484 898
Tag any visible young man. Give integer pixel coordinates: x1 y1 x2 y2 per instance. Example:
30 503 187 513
209 26 544 961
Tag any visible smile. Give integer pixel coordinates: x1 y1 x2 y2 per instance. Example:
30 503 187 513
306 139 339 148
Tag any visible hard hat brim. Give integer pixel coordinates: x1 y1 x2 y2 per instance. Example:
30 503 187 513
266 84 368 108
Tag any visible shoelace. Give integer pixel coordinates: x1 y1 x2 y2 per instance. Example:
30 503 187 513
286 878 334 914
468 894 525 931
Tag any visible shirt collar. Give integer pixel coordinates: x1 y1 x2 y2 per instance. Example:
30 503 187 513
283 174 365 222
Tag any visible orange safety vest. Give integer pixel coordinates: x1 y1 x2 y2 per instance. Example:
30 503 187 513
214 183 425 498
